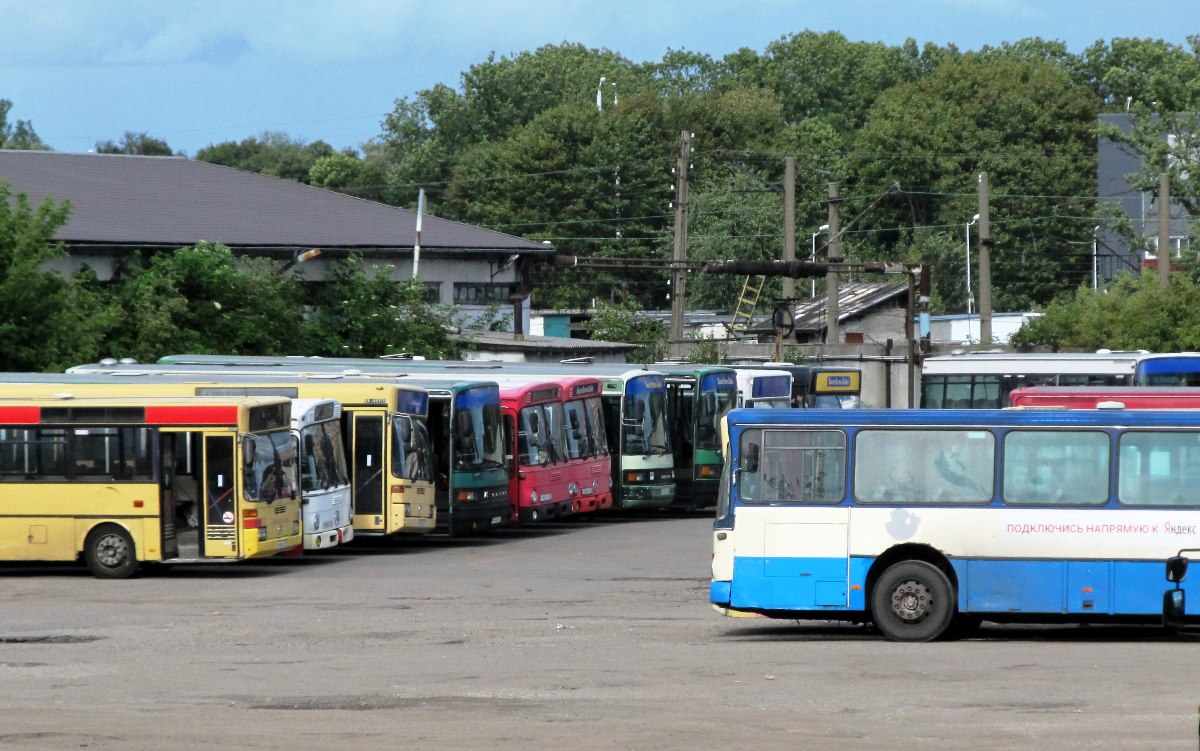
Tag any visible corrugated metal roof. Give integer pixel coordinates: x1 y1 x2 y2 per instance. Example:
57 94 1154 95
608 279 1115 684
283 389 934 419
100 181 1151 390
0 150 552 253
747 281 908 334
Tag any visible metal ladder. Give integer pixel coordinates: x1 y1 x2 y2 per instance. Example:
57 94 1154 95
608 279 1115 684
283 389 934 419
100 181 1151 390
730 275 766 333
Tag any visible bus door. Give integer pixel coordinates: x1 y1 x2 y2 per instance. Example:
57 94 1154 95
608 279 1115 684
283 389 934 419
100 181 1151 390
203 433 238 558
427 399 451 524
351 412 386 531
668 379 696 476
158 432 180 560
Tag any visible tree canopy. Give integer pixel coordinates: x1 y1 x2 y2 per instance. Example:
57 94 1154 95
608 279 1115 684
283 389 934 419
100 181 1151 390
9 32 1200 353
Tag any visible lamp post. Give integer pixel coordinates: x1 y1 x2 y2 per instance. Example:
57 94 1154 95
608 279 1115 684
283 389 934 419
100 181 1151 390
1092 225 1100 290
965 214 979 314
810 224 829 298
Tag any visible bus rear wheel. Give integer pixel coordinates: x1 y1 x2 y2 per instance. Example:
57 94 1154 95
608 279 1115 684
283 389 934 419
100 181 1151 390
84 524 139 579
871 560 954 642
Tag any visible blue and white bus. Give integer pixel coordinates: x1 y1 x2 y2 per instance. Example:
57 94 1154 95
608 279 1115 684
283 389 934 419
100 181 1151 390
711 407 1200 641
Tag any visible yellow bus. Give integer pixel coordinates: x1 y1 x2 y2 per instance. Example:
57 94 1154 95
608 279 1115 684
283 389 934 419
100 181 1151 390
0 395 303 578
0 373 437 537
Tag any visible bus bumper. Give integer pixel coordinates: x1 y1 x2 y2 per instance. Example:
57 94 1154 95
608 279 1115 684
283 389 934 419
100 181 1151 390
303 528 341 550
711 604 766 618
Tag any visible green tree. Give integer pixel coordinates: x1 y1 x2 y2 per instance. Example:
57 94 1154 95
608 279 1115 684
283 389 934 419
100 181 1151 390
746 32 930 133
1096 38 1200 216
100 242 309 361
303 254 455 358
0 99 49 150
851 53 1100 311
94 131 175 156
307 148 386 199
379 43 642 208
195 132 337 184
582 299 666 363
0 182 112 370
1011 272 1200 351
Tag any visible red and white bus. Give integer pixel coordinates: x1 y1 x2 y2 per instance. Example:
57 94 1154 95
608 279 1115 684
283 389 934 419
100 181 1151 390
1010 386 1200 410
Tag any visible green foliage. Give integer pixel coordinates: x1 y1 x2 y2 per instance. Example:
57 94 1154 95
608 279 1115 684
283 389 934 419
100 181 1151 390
582 299 667 363
687 336 726 364
1097 38 1200 217
0 182 112 370
0 99 49 150
195 132 337 184
851 53 1100 310
304 254 456 358
100 242 309 361
1010 272 1200 351
94 131 175 156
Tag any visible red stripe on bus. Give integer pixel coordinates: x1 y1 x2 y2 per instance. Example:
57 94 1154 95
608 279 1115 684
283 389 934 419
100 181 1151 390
145 405 239 425
0 406 41 424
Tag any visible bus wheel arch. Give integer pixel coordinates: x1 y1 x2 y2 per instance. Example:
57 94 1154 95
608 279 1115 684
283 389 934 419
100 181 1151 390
866 545 957 642
83 523 139 579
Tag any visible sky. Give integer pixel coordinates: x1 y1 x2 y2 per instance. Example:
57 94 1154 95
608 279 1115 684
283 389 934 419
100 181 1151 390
2 0 1197 157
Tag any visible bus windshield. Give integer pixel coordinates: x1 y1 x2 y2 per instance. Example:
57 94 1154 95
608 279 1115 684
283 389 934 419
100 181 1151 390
813 394 861 409
451 388 506 472
696 375 737 451
518 403 566 466
299 420 349 492
245 430 298 502
624 378 669 457
392 414 434 482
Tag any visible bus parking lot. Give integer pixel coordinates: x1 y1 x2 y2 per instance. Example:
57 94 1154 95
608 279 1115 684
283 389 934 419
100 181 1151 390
1 511 1199 750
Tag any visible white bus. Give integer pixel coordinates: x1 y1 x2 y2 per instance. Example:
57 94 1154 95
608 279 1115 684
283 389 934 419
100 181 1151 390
731 369 793 409
291 398 353 550
711 406 1200 641
920 351 1140 409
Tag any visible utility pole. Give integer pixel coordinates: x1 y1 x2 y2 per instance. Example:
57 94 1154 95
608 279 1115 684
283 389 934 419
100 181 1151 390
782 157 796 304
977 172 993 345
825 182 841 346
670 130 691 343
1159 172 1171 286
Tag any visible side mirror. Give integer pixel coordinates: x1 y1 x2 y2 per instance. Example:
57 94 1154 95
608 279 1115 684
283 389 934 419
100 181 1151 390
1167 555 1190 584
1164 588 1187 630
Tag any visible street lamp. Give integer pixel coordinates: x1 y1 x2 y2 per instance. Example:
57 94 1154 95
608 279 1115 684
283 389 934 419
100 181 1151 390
1092 225 1101 290
810 224 829 298
965 214 979 314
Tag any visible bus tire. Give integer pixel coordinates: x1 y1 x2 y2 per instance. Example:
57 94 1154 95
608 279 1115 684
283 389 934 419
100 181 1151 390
870 560 954 642
84 524 139 579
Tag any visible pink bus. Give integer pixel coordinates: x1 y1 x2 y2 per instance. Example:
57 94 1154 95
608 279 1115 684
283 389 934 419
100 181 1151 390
1010 386 1200 410
558 377 614 514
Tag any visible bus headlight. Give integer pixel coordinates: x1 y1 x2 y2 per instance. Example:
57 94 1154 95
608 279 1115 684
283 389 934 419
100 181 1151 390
530 489 538 504
258 528 268 542
568 482 580 496
456 490 478 502
695 464 721 479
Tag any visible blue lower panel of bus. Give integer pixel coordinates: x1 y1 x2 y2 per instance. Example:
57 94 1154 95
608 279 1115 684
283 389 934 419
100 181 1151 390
952 558 1163 615
722 556 853 611
718 556 1167 616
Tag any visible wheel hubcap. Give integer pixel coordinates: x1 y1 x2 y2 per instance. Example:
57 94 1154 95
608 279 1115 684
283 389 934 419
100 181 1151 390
890 578 932 623
97 534 129 568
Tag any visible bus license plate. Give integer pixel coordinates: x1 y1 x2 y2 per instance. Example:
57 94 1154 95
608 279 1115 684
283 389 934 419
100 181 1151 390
491 516 503 525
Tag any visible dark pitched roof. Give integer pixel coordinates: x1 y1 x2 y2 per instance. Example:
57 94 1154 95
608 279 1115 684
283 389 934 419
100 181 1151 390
0 150 552 253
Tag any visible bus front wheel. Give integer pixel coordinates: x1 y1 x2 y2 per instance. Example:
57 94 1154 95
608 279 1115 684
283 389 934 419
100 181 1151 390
871 560 954 642
84 524 139 579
